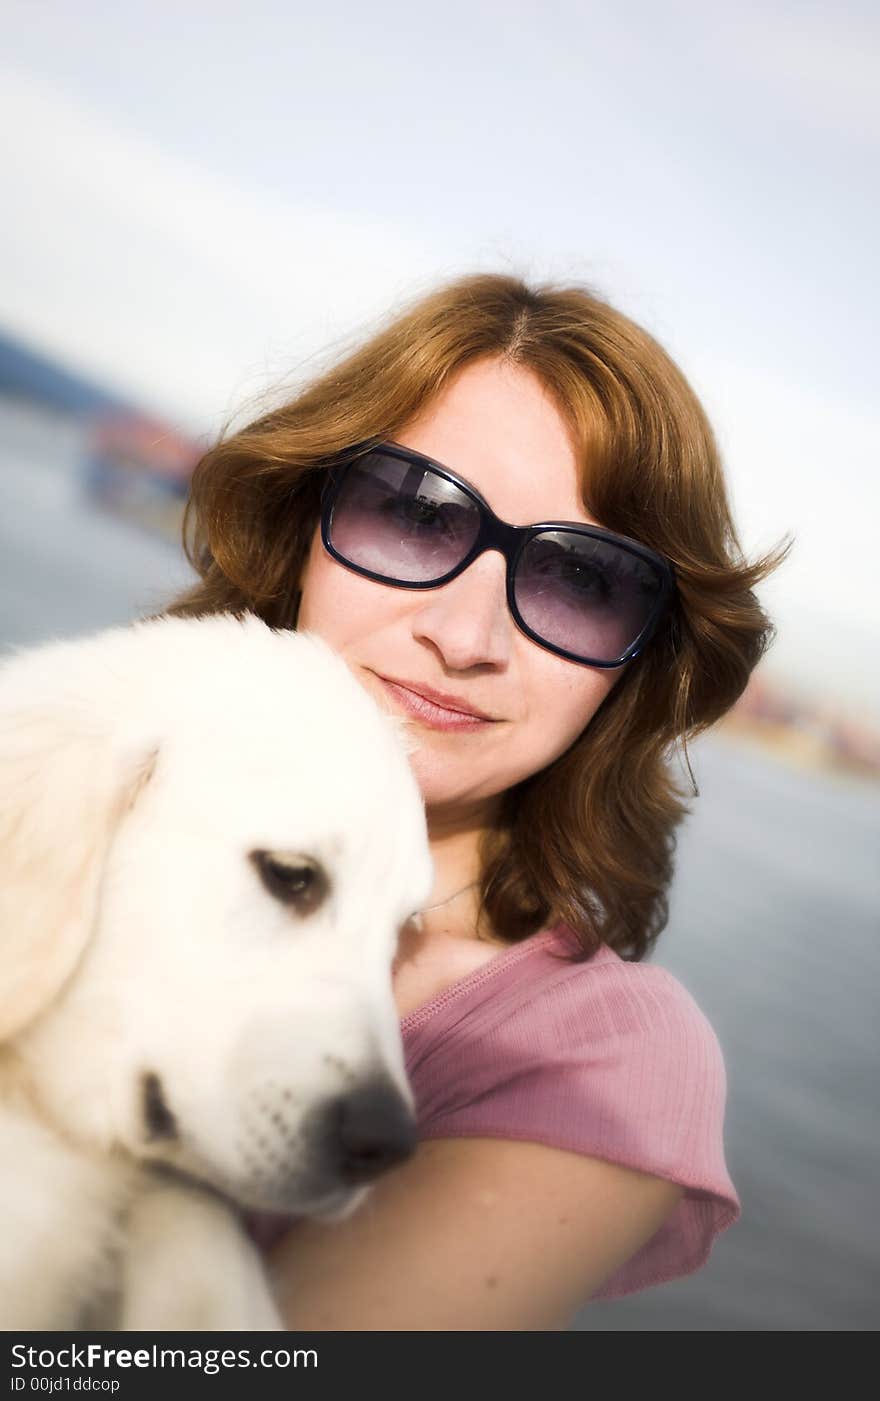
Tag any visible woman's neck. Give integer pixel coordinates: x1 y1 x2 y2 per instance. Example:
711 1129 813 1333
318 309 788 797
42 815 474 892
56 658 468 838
414 801 504 946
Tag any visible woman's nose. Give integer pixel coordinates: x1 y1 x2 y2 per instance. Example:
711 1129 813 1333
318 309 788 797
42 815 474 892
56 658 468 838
409 548 512 670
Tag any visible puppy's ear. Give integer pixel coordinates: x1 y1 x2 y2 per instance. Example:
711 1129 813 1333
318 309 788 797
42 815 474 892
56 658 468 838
0 636 158 1041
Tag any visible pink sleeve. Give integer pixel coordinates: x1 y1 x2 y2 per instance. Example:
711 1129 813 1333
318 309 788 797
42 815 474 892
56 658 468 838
407 959 741 1302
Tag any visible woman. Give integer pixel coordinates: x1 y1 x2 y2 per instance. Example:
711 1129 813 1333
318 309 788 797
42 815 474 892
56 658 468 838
159 272 789 1329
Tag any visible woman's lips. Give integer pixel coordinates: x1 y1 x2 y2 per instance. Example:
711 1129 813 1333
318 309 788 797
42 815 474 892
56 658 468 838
377 677 497 732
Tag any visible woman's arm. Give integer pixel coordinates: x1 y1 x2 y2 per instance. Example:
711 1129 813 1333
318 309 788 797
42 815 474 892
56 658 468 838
268 1137 683 1330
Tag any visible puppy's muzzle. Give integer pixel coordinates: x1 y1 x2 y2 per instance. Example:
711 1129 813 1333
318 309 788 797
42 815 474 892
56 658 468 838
317 1079 417 1186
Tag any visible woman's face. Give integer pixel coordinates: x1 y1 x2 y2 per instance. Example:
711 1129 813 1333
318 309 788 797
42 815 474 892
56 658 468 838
297 356 623 825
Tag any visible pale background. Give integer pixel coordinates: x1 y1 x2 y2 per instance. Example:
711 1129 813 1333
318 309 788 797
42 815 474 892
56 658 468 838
1 0 877 1330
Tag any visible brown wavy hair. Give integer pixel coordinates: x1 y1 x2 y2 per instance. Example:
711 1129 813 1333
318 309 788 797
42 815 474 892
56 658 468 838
152 272 791 963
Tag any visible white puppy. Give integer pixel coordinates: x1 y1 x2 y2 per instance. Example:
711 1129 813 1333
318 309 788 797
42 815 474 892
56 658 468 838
0 613 433 1330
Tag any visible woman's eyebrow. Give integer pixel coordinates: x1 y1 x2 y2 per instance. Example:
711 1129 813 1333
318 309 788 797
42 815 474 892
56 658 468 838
393 441 599 530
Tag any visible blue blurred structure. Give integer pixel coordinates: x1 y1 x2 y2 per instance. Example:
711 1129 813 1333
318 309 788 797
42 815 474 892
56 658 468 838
0 328 200 547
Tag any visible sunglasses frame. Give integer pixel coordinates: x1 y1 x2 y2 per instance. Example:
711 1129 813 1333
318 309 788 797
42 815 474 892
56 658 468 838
319 441 677 669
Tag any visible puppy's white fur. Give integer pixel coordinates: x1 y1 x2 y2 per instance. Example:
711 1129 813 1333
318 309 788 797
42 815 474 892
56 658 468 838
0 613 433 1329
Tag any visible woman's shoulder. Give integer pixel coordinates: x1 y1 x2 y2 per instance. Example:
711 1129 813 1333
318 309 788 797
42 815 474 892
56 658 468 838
402 921 723 1071
404 920 732 1161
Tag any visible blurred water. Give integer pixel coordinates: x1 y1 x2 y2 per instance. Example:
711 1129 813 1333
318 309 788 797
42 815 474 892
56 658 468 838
2 418 878 1331
576 739 880 1331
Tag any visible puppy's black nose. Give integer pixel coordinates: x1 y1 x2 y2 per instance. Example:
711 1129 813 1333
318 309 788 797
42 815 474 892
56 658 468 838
326 1081 417 1185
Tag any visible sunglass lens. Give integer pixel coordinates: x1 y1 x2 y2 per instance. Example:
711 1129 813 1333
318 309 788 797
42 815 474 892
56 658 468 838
330 451 480 582
514 531 665 663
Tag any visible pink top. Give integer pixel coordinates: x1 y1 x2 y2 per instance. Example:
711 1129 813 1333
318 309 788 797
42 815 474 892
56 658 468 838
249 922 741 1305
399 922 740 1302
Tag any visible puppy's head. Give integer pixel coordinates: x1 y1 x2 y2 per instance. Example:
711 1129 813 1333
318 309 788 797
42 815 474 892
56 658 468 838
1 614 434 1218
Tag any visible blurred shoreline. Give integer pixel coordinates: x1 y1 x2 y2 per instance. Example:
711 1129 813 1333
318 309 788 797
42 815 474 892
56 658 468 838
719 674 880 785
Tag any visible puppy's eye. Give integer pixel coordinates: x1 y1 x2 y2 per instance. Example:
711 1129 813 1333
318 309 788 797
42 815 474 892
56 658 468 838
249 850 329 915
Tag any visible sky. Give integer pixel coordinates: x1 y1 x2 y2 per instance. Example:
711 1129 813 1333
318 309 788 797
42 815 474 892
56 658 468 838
1 0 878 716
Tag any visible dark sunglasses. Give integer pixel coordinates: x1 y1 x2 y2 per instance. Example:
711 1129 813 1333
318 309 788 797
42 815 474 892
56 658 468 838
319 441 676 669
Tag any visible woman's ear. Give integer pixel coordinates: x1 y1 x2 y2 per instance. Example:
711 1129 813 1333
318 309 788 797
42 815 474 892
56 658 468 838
0 636 159 1042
